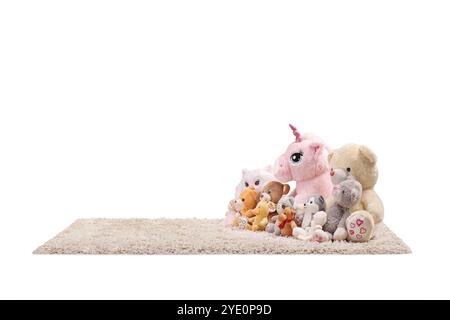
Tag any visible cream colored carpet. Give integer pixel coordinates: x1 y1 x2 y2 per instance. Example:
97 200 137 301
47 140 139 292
33 218 410 255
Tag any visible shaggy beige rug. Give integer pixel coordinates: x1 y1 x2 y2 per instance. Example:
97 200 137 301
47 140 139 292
33 218 410 255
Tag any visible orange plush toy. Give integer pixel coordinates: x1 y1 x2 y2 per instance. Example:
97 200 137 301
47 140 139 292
232 187 259 229
239 188 259 218
278 207 298 237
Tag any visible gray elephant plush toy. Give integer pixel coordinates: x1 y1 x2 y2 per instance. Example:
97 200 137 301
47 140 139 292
323 178 362 241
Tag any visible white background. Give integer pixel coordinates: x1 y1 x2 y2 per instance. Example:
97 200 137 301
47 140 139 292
1 1 449 299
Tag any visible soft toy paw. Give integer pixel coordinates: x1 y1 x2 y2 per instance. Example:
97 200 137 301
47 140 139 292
312 229 331 243
346 211 375 242
333 227 348 241
312 210 327 226
293 211 330 242
265 223 275 233
293 227 307 239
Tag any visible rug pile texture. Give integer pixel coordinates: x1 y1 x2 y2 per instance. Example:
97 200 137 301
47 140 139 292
34 218 410 255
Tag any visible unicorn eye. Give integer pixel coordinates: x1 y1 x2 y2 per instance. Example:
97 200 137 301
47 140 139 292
290 152 303 166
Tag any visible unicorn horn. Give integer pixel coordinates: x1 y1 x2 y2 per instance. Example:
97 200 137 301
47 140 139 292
289 124 302 142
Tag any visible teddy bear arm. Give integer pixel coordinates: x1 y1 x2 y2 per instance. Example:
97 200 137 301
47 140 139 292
243 209 256 218
362 189 384 223
260 217 268 227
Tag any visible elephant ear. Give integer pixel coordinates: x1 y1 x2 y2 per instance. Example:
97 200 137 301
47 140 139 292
273 154 292 183
350 188 360 203
350 181 363 203
359 145 377 165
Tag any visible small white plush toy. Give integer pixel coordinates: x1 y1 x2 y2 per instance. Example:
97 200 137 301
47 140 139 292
293 211 332 242
293 195 331 242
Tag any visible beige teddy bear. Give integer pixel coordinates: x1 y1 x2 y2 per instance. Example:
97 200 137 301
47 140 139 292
328 144 384 242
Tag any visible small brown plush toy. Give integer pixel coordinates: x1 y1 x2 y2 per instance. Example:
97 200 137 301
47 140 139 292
261 181 291 203
278 207 298 237
260 181 290 223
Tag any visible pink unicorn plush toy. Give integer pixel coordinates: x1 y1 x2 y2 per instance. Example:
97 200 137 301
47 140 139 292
273 124 333 206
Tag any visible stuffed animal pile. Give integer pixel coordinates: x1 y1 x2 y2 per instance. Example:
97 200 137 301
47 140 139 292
224 124 384 243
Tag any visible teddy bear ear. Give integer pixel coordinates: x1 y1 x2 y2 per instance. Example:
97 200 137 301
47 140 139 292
359 145 377 164
282 184 291 195
327 151 334 163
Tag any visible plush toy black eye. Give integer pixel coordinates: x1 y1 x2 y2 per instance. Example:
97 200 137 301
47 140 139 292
346 168 351 172
268 190 272 194
245 182 249 187
290 152 303 164
242 198 245 202
255 180 260 186
310 200 314 204
282 205 286 209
